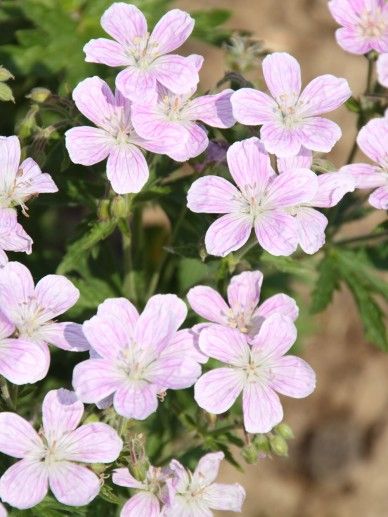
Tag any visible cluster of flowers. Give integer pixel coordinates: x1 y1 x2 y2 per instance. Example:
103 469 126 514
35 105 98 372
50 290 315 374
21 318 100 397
0 0 386 514
0 264 314 513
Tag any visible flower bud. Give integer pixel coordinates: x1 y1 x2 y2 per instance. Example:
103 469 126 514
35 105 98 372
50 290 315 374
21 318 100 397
274 423 294 440
0 66 14 82
252 433 270 455
110 195 132 219
26 87 51 103
241 443 259 464
269 435 288 457
97 199 111 221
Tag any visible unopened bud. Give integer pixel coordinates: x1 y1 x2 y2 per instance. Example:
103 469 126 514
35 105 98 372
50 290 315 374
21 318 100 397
97 199 111 221
0 83 14 102
241 443 259 464
252 433 270 455
26 87 51 103
0 66 14 82
274 423 294 441
110 195 132 219
90 463 106 475
269 435 288 457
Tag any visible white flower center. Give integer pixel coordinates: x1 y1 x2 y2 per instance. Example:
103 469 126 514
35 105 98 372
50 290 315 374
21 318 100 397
160 95 186 121
226 307 254 334
117 345 150 381
359 9 386 38
128 33 159 69
16 298 48 338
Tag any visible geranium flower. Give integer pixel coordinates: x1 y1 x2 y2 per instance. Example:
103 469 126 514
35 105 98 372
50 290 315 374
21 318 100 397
278 150 355 253
66 76 168 194
187 137 318 257
0 311 48 385
131 56 235 161
340 116 388 209
188 270 298 339
231 52 351 157
0 389 122 509
194 314 316 433
166 452 245 515
328 0 388 55
113 464 174 516
377 53 388 87
73 296 202 419
0 208 32 266
83 3 199 102
0 262 89 380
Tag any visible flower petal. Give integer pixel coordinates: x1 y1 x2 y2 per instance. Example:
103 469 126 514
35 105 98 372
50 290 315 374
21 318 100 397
0 413 42 458
83 38 131 67
299 75 351 116
187 176 242 214
0 338 49 384
270 355 316 398
299 117 342 153
39 322 90 352
49 461 100 506
254 210 298 256
198 325 250 366
335 27 372 55
42 389 83 440
187 285 230 325
194 368 244 414
295 207 328 254
227 270 263 316
165 123 208 162
17 158 58 197
116 67 157 102
262 52 301 103
0 460 48 510
0 261 35 322
255 293 299 322
0 312 14 340
192 452 224 486
120 493 160 517
226 137 275 193
73 359 124 404
65 127 112 166
163 328 208 364
205 213 252 257
83 315 129 361
250 313 297 360
150 9 194 54
0 136 20 187
59 422 122 463
377 53 388 88
340 163 386 188
277 147 313 172
113 381 158 419
97 297 139 331
260 122 302 157
369 185 388 209
146 356 201 389
185 89 235 128
242 383 283 433
0 212 32 256
35 274 79 321
112 468 144 489
153 54 199 95
107 144 149 194
72 77 117 131
357 117 388 165
203 482 246 512
312 172 355 207
100 2 147 47
264 168 318 208
328 0 361 27
231 88 277 125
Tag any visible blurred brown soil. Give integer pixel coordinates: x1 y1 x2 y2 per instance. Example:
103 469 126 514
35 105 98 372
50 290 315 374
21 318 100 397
170 1 388 516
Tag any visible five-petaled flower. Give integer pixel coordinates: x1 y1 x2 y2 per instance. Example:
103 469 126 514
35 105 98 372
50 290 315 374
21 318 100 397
65 76 166 194
194 314 316 433
73 296 202 419
188 270 298 339
0 262 89 381
84 3 199 102
328 0 388 55
0 389 122 509
167 452 246 515
231 52 351 157
187 137 319 257
340 115 388 210
131 55 235 162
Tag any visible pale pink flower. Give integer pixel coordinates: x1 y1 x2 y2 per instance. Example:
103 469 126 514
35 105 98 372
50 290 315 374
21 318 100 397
0 208 32 266
113 464 174 516
0 262 89 380
65 76 167 194
166 452 245 515
328 0 388 55
0 136 57 213
131 56 235 161
0 502 6 516
0 389 122 509
0 311 48 385
340 116 388 209
377 52 388 87
231 52 351 157
73 296 202 419
194 314 316 433
188 270 298 339
278 150 355 253
84 3 199 102
187 137 319 257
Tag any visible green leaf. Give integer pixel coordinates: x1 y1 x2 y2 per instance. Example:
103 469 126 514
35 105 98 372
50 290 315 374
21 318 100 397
57 219 117 274
0 81 14 101
98 485 122 506
311 253 339 313
260 252 313 277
